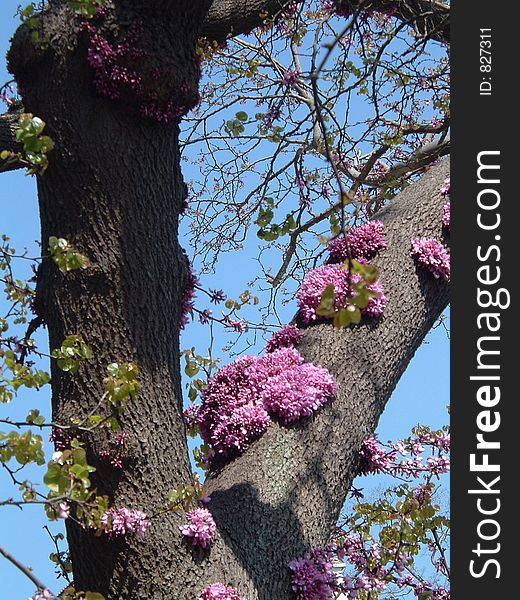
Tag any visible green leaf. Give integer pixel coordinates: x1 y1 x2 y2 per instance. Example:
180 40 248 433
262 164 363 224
316 284 335 316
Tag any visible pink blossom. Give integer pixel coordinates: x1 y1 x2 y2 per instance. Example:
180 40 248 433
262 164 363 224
57 502 70 519
29 589 54 600
197 355 272 456
196 348 336 457
183 403 201 431
224 314 246 332
180 261 199 329
440 176 450 195
282 69 301 87
442 201 450 233
265 324 303 352
328 221 387 263
411 238 450 282
199 583 244 600
297 264 352 323
363 280 387 318
180 508 216 548
115 431 129 446
260 363 336 423
100 507 151 538
289 546 336 600
359 436 395 475
296 264 386 323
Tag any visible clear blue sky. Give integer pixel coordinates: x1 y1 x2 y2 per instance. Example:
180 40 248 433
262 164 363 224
0 3 449 598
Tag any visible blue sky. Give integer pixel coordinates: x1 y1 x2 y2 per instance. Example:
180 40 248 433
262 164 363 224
0 3 449 598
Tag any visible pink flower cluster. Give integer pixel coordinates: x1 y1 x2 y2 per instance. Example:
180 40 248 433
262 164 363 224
339 534 412 598
180 261 199 330
183 403 201 431
327 221 387 263
198 583 244 600
82 22 144 101
282 69 302 87
192 347 336 457
289 546 337 600
358 431 450 478
410 238 450 282
100 507 151 538
81 22 191 122
30 590 54 600
265 324 303 352
413 582 451 600
296 264 386 323
440 176 450 196
442 201 450 233
179 508 216 549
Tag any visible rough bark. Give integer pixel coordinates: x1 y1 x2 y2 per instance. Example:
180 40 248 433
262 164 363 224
7 3 208 598
4 2 449 599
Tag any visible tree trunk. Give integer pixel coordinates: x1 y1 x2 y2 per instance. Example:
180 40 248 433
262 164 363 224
7 4 208 598
6 3 449 599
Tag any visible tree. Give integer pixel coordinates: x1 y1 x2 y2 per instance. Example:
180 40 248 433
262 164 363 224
0 1 450 599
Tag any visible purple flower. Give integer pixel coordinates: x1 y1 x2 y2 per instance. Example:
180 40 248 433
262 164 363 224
180 261 199 330
199 583 245 600
363 280 387 318
180 508 216 548
197 348 336 457
183 404 201 431
100 507 151 538
260 362 337 424
197 355 272 457
289 546 337 600
296 264 386 323
328 221 387 263
358 436 395 475
57 502 70 519
29 589 54 600
224 314 246 332
442 201 450 233
199 309 213 324
411 238 450 282
209 289 226 304
282 69 301 87
265 324 303 353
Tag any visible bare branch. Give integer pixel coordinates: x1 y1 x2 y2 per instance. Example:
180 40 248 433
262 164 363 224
0 543 53 596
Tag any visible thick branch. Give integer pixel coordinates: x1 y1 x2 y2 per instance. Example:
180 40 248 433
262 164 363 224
202 0 450 44
345 0 450 44
200 158 450 598
202 0 293 41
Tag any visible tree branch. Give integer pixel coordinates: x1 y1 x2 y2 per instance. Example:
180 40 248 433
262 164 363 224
0 543 52 595
342 0 450 45
202 0 450 44
200 158 450 598
202 0 293 41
